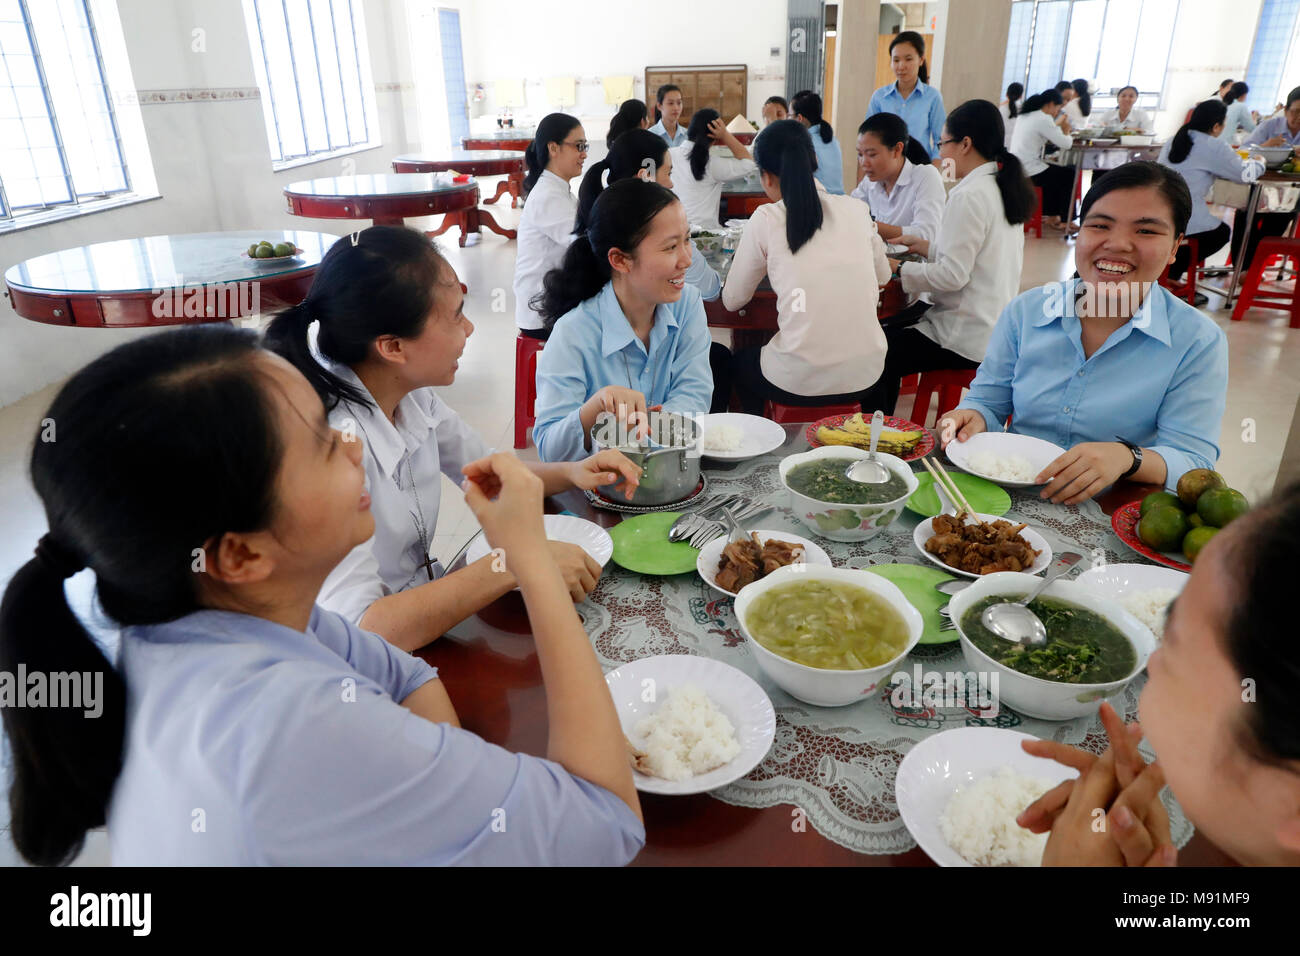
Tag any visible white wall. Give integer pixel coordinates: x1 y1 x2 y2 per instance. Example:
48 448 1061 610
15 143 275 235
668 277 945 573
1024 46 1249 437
1153 0 1263 138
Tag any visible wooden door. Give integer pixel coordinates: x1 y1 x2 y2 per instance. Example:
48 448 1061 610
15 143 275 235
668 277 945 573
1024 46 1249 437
823 34 836 122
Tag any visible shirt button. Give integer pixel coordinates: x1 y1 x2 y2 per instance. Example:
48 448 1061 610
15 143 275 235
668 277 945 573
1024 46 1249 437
1063 406 1071 413
1077 369 1084 376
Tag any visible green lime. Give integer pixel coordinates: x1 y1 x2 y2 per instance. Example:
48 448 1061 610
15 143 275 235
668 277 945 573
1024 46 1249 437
246 243 259 257
272 242 295 257
1183 526 1219 564
253 245 275 258
1187 513 1204 528
1176 468 1226 509
1197 487 1250 528
1138 506 1190 553
1140 491 1183 517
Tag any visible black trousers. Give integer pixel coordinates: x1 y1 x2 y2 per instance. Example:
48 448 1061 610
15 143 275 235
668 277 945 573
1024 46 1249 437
728 346 881 416
709 342 731 413
1031 164 1077 221
1170 222 1230 281
856 326 981 418
519 326 550 341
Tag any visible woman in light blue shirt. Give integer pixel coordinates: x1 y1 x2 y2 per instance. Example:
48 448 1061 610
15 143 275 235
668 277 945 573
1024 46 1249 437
866 31 946 158
0 324 644 866
648 83 687 147
940 162 1229 505
1217 82 1257 143
534 179 714 461
791 90 844 194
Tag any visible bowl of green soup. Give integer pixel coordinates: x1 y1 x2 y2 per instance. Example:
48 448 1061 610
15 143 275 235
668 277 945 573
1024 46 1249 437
779 446 919 542
949 572 1156 720
734 565 924 706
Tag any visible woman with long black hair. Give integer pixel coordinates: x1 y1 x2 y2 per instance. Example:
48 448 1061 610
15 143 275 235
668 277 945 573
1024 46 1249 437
513 112 587 338
1218 82 1256 142
648 84 686 146
605 98 648 145
1062 78 1092 128
1010 88 1077 230
721 119 891 413
999 81 1024 148
790 89 844 194
867 30 946 158
666 107 755 231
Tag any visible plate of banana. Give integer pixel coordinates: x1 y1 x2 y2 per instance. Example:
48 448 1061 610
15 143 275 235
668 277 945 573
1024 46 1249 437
805 412 933 462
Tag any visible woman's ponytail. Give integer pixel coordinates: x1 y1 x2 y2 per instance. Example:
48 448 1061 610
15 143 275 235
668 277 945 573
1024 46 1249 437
754 119 823 254
945 99 1034 226
575 130 670 234
1170 99 1227 164
686 108 720 181
791 91 833 143
574 158 611 233
993 147 1036 225
904 136 932 166
535 236 609 328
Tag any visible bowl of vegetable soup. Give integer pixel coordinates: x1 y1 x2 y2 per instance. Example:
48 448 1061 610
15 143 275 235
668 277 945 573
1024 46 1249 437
734 564 924 706
778 446 919 542
949 572 1156 720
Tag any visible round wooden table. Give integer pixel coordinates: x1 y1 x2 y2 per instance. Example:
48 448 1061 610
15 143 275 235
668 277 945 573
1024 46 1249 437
4 230 335 328
461 127 536 169
392 151 522 239
284 174 481 243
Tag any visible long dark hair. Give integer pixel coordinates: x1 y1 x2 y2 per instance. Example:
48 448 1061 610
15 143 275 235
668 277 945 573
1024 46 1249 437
654 83 680 123
536 179 679 326
686 107 719 181
606 99 647 145
753 119 823 254
890 31 929 84
1071 78 1091 117
0 324 282 865
575 129 668 233
1006 82 1024 117
858 112 931 167
1081 160 1192 236
1169 98 1227 164
791 90 833 143
264 226 449 410
523 112 581 195
1224 81 1249 105
944 99 1035 226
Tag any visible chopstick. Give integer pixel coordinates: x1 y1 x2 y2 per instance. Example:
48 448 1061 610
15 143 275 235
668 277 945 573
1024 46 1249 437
921 456 976 519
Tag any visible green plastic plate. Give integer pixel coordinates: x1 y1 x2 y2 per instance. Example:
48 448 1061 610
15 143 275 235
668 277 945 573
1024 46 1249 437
608 512 700 575
864 563 961 645
907 472 1012 518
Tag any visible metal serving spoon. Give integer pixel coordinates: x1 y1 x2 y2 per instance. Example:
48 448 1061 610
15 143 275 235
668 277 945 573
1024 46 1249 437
980 552 1084 646
845 410 892 484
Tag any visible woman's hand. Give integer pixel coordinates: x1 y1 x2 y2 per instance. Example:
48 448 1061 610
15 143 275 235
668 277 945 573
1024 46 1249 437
567 449 643 500
583 386 650 439
896 234 930 259
460 452 546 556
1037 441 1132 505
542 541 603 603
1260 135 1287 147
707 117 738 146
936 408 987 448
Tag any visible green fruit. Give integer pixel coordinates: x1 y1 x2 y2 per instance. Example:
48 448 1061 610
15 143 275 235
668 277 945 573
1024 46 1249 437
1138 506 1190 553
247 243 259 257
1183 526 1219 564
1176 468 1226 509
254 245 276 258
272 242 295 257
1197 487 1250 529
1187 513 1204 528
1140 491 1183 517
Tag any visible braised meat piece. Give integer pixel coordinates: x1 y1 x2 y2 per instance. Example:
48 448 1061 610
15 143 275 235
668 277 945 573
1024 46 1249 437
715 535 806 593
924 515 1041 574
760 538 804 575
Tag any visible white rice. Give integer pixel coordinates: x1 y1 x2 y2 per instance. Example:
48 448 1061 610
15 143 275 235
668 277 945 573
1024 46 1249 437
632 684 741 781
703 423 744 452
939 767 1054 867
969 451 1038 483
1119 587 1178 640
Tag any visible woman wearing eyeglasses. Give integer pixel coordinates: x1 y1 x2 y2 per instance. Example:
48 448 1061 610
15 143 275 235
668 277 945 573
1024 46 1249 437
514 113 589 340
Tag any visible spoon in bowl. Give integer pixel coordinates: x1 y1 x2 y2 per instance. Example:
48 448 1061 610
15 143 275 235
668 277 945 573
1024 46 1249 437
844 410 892 484
980 552 1084 646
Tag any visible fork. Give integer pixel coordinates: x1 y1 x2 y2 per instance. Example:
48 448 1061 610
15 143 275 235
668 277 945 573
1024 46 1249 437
688 496 758 548
690 498 771 548
667 494 743 542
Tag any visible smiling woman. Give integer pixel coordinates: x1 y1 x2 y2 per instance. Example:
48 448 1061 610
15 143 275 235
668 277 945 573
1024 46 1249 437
938 161 1230 506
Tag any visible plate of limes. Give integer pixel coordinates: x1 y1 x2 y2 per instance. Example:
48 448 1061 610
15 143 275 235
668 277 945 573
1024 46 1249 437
242 239 303 263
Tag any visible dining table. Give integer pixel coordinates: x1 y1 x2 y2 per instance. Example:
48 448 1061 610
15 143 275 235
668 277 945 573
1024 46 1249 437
461 127 537 190
1053 138 1163 223
718 172 772 221
4 230 335 328
392 151 523 242
1208 168 1300 305
283 174 481 234
417 424 1233 865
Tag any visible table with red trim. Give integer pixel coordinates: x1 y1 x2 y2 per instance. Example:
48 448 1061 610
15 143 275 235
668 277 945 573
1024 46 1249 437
416 428 1232 866
461 129 536 206
284 175 481 242
719 173 771 220
4 230 336 328
393 151 523 241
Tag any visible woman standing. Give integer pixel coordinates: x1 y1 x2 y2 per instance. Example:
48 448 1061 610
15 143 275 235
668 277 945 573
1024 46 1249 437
649 84 686 147
791 90 845 194
513 113 587 338
1010 89 1077 230
666 108 756 230
866 31 946 159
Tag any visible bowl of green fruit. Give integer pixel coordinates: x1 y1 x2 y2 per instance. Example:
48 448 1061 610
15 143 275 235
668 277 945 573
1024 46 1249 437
1112 468 1251 571
242 239 303 263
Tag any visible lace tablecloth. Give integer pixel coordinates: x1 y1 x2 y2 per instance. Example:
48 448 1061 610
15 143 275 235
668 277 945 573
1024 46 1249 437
581 450 1193 856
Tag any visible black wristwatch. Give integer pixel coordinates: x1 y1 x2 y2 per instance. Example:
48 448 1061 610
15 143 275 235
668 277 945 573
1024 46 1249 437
1115 435 1143 479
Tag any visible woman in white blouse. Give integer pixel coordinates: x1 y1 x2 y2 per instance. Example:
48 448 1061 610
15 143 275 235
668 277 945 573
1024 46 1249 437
859 99 1034 416
999 82 1024 148
667 107 756 231
721 119 891 412
1011 88 1077 231
850 111 947 243
1097 85 1153 132
513 113 588 338
266 227 642 652
1062 78 1093 129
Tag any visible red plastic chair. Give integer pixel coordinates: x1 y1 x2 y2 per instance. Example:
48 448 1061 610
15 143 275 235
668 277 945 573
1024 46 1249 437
514 334 544 448
1157 236 1201 305
1024 187 1043 238
764 399 860 424
1231 237 1300 327
910 368 977 426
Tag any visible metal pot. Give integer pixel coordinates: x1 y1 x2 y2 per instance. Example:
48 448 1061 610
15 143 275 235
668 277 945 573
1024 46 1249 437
589 410 702 506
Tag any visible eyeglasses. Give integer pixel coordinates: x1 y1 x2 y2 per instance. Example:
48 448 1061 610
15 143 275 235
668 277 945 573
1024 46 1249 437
561 139 590 152
937 138 960 147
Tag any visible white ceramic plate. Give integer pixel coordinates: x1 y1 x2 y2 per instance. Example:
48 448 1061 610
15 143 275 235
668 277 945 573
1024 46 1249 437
913 512 1052 580
695 529 832 597
896 727 1079 867
606 654 776 795
696 412 788 461
1075 563 1190 601
944 432 1067 489
464 514 613 583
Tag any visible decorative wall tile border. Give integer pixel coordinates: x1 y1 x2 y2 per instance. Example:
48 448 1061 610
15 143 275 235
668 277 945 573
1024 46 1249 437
117 82 413 106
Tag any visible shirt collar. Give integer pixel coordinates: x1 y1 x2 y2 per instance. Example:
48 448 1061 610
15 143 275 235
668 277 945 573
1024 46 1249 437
1032 278 1174 348
539 168 567 190
327 362 439 480
951 160 997 194
890 79 929 99
895 159 917 189
597 281 679 357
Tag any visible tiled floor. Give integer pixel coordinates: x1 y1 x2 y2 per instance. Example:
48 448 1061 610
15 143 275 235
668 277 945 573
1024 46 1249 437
2 205 1298 865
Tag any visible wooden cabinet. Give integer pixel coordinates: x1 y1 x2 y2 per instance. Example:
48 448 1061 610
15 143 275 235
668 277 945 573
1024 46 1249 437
645 65 748 127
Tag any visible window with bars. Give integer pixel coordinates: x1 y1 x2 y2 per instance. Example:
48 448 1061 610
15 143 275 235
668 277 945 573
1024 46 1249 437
1002 0 1180 110
242 0 379 167
0 0 130 222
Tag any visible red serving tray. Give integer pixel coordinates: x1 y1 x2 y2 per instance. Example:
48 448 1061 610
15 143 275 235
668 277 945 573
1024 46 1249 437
1111 501 1193 572
804 414 934 462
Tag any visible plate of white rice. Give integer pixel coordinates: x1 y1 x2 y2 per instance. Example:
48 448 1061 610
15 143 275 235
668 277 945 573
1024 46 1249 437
1075 562 1189 641
696 412 788 461
606 654 776 795
896 727 1079 866
945 432 1067 488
